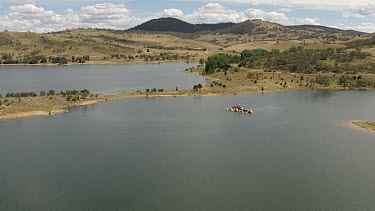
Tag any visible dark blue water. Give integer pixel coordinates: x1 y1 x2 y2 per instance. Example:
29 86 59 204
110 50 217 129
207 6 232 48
0 90 375 210
0 63 205 95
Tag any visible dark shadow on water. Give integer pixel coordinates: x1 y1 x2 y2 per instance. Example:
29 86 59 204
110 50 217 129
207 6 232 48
310 90 337 100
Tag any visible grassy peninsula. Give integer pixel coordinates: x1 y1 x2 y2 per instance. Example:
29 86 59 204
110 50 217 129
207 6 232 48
351 121 375 132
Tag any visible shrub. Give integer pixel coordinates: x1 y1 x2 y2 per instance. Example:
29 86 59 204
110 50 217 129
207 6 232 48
40 91 46 97
314 76 332 86
48 90 55 96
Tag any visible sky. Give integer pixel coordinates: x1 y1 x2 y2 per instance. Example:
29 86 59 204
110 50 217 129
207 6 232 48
0 0 374 33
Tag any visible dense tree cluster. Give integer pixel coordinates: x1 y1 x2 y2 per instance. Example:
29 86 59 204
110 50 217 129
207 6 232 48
107 52 193 62
241 49 279 59
5 92 38 98
345 36 375 49
204 46 375 74
204 54 240 74
246 46 371 73
71 55 90 63
49 56 68 65
3 89 92 101
202 47 374 75
0 53 48 64
338 75 375 88
0 53 92 65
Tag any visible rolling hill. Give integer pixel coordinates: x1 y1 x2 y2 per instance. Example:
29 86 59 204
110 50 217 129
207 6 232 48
129 17 366 36
289 25 365 35
129 17 235 33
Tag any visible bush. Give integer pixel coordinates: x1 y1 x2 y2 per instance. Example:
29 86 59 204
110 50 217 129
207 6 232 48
314 76 332 86
80 89 90 95
48 90 55 96
39 90 46 97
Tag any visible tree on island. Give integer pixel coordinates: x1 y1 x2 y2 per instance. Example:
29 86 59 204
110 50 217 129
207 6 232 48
198 84 203 90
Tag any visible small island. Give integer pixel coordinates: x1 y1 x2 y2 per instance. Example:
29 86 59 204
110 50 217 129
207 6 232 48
351 121 375 132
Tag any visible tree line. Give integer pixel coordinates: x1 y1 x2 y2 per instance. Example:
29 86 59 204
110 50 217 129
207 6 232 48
2 89 92 101
202 46 375 75
0 53 90 65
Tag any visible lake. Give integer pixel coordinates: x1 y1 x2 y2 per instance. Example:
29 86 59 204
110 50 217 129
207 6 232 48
1 88 375 210
0 64 375 210
0 63 205 95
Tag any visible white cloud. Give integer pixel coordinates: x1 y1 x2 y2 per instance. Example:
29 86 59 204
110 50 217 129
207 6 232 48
332 23 375 33
343 3 375 18
184 3 248 23
277 8 293 13
0 3 143 32
156 8 184 18
243 8 291 25
292 17 320 25
188 0 374 11
181 3 318 27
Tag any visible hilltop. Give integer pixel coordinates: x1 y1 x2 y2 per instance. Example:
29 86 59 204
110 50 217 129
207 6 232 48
130 17 365 36
129 17 235 33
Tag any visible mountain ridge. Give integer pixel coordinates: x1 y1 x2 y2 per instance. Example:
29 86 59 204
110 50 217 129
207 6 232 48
129 17 366 35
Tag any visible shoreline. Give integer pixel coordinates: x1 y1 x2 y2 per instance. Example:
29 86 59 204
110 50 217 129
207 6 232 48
0 98 107 121
0 60 199 67
344 120 375 134
0 110 65 120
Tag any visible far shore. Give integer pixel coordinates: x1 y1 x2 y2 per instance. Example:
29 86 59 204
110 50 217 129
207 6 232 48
0 60 199 67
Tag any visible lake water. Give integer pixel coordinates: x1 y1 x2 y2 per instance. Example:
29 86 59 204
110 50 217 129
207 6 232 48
0 63 205 95
1 88 375 210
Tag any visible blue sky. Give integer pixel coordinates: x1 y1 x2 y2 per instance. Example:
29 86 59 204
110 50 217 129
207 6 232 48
0 0 374 33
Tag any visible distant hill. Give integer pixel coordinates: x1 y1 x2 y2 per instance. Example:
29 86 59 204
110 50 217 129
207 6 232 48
289 25 366 35
129 17 234 33
130 17 367 37
219 20 256 34
196 22 236 31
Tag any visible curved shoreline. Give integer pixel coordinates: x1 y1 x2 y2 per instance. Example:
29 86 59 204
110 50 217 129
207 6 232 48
0 110 65 120
0 99 107 121
0 60 199 67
